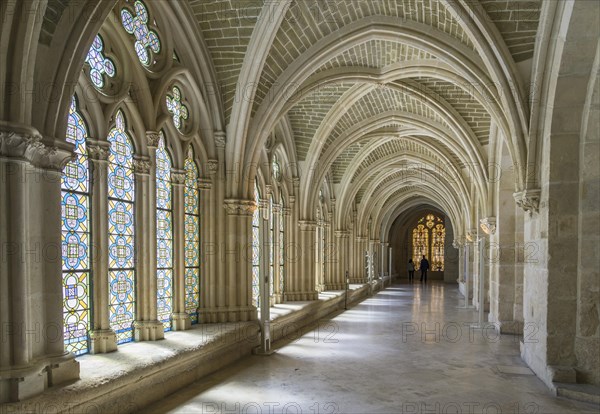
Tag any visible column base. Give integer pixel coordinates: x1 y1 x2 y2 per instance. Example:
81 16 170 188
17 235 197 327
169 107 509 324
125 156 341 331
349 277 367 284
325 283 346 291
134 320 165 341
273 293 284 304
284 291 319 301
0 355 79 403
90 329 117 354
171 313 191 331
197 306 258 323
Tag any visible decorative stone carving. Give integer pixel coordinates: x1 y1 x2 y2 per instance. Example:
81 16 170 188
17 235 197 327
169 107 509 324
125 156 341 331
223 199 256 215
1 131 75 171
514 189 541 215
88 144 109 161
171 170 186 184
207 159 218 175
272 203 281 213
298 220 317 231
133 158 151 174
335 230 350 238
146 131 161 148
282 207 292 216
479 217 497 235
214 131 226 148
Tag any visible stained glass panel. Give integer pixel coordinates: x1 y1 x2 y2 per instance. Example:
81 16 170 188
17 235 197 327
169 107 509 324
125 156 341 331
85 34 115 89
166 86 189 131
432 223 445 271
412 216 445 272
412 224 429 266
184 146 200 323
108 111 135 344
61 97 90 355
156 133 173 331
121 1 161 66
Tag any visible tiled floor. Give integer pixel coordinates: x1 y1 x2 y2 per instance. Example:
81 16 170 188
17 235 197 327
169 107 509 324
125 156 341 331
144 283 596 413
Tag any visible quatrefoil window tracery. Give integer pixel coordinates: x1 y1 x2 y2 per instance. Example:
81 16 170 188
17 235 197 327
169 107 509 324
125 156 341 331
121 1 161 66
166 86 189 131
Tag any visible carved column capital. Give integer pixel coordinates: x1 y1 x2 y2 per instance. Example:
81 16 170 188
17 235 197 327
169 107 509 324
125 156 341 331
272 203 281 213
214 131 226 148
282 207 292 216
223 199 256 216
334 230 350 238
206 159 219 175
513 189 541 215
133 157 151 175
298 220 317 231
171 169 186 185
87 140 110 161
479 217 497 235
0 130 74 171
146 131 161 148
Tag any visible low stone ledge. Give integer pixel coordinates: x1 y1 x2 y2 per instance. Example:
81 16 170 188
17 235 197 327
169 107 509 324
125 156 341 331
0 283 377 413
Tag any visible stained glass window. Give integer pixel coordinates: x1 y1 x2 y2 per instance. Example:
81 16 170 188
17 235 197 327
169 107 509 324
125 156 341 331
412 216 445 271
432 224 445 271
166 86 189 131
61 96 91 355
184 146 200 324
108 110 136 344
156 132 173 331
252 182 261 308
279 197 285 295
85 34 115 89
412 224 429 266
121 0 161 66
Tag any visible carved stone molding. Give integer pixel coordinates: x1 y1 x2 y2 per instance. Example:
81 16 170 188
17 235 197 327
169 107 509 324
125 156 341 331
133 158 151 174
288 195 296 205
0 131 74 171
171 170 186 185
214 131 226 148
298 220 317 231
479 217 497 235
146 131 161 148
513 189 541 215
452 239 464 249
88 144 109 161
272 203 281 213
334 230 350 238
282 207 292 216
198 178 213 190
223 199 256 216
207 159 218 175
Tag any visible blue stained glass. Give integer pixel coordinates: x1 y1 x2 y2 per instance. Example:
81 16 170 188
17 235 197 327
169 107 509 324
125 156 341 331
166 86 189 131
184 146 200 323
156 132 172 331
108 111 136 344
85 34 115 89
61 96 90 355
121 1 161 66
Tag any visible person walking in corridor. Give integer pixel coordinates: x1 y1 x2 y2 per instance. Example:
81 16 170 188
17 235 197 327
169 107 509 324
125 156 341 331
420 255 429 283
407 259 415 283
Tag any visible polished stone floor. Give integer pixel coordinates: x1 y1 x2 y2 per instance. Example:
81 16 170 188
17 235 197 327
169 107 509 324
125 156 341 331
145 283 596 414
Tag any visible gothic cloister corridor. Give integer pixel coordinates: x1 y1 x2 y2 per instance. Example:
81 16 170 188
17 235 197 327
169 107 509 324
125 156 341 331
146 284 595 414
1 0 599 411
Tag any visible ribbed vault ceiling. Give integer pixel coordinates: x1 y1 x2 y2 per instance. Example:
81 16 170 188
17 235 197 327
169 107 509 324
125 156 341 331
185 0 542 227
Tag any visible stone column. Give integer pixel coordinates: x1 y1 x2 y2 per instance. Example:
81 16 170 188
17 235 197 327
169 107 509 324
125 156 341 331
351 236 368 283
170 170 190 331
329 231 349 290
287 221 319 301
222 200 258 321
0 129 79 402
197 170 216 322
87 141 117 353
272 203 283 303
281 206 291 299
132 131 163 341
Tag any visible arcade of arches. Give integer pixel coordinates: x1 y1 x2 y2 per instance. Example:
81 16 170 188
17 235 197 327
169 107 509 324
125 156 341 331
0 0 598 411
